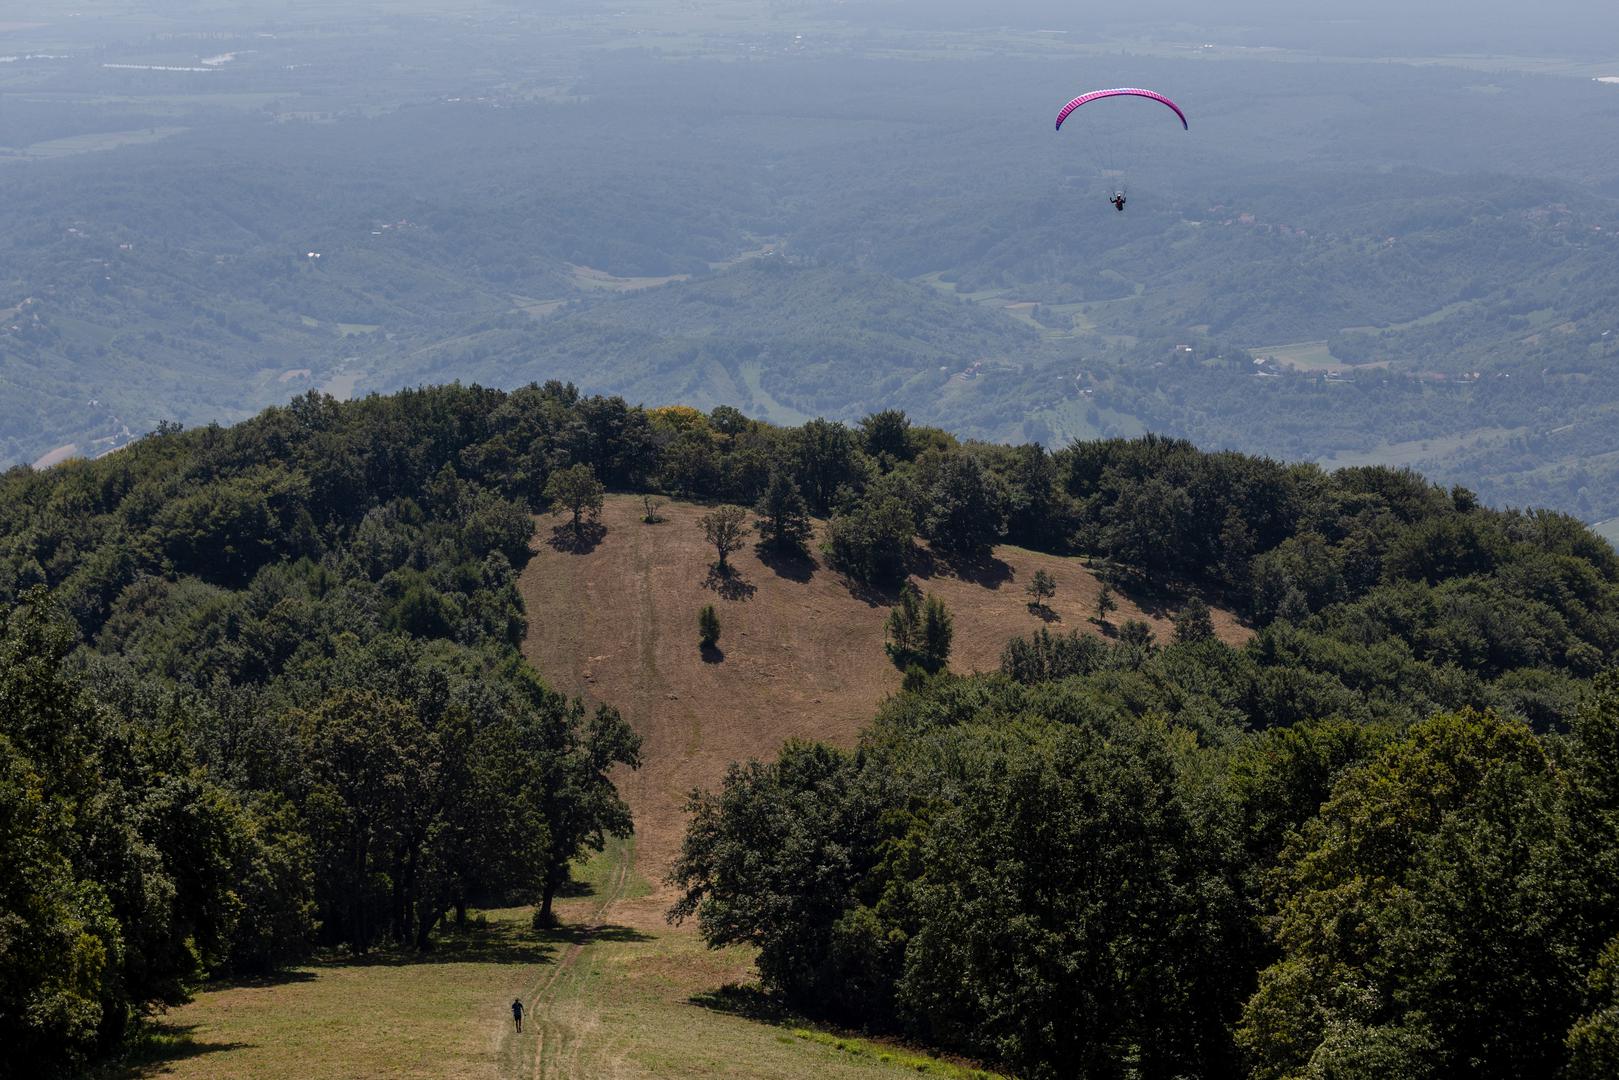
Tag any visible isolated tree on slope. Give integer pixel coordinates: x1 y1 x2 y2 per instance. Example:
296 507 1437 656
1026 569 1057 613
886 583 953 675
700 505 750 570
545 463 604 538
1095 581 1117 626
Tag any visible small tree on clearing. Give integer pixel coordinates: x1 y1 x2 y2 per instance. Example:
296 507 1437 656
1172 596 1216 644
700 505 751 570
1026 569 1057 613
920 595 953 674
698 604 721 648
545 464 604 537
885 583 953 674
885 583 924 668
1094 581 1117 626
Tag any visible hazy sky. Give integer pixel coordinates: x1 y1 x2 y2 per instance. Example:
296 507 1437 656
867 0 1619 58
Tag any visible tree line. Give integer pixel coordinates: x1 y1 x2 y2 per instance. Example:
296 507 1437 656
670 644 1619 1080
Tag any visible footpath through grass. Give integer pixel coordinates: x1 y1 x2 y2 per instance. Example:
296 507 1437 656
120 838 992 1080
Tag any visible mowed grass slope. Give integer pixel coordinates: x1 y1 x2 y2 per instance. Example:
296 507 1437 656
130 494 1243 1079
127 842 963 1080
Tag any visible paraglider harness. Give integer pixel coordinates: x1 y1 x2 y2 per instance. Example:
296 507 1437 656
1111 191 1127 213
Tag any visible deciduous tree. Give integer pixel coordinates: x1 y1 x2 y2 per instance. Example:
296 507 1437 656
544 463 605 537
1026 569 1057 612
700 505 750 570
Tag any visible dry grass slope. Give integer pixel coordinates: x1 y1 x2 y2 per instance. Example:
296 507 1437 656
520 494 1248 911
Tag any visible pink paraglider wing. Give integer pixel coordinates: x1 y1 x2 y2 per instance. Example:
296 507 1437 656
1055 88 1189 132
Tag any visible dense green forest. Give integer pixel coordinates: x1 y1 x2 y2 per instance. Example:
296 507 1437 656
6 1 1619 519
4 380 1619 1074
672 677 1619 1079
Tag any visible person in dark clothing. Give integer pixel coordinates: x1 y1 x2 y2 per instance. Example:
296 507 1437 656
511 998 524 1033
1111 192 1127 212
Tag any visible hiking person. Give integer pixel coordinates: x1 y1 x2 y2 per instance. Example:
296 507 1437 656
511 997 524 1033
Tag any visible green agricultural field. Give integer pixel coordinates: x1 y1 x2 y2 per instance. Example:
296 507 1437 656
1318 426 1526 471
1344 299 1480 334
6 126 188 159
569 264 690 292
1249 340 1340 371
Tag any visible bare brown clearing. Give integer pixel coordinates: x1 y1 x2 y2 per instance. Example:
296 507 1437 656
519 494 1248 910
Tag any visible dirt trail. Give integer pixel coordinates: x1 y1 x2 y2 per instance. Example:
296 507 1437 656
496 842 633 1080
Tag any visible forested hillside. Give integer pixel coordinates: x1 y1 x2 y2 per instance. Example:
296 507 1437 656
3 382 1619 1074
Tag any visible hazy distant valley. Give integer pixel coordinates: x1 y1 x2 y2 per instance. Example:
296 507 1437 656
6 0 1619 523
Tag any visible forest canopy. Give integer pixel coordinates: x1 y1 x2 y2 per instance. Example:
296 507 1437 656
3 382 1618 1075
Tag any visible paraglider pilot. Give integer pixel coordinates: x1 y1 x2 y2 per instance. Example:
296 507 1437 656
1111 192 1127 212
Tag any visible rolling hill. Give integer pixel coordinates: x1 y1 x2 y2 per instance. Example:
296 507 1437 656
518 494 1247 896
139 493 1246 1080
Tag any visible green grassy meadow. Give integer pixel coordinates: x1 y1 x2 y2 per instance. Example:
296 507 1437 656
122 838 997 1080
1249 340 1340 371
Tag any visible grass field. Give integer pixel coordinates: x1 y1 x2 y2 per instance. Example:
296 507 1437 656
1249 340 1340 371
519 496 1247 885
512 296 568 319
1318 425 1525 470
569 264 690 293
133 496 1246 1078
130 838 997 1080
1343 299 1479 334
9 126 187 158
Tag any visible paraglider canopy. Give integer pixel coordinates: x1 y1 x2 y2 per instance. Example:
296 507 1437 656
1055 88 1189 132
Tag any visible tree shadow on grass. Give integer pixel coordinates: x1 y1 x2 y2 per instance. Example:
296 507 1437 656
541 922 654 947
689 981 1002 1077
755 543 816 583
104 1023 253 1079
702 564 757 601
1028 602 1062 624
916 548 1014 589
196 968 317 992
1108 573 1189 621
689 982 794 1024
700 642 725 664
547 520 607 555
324 917 562 968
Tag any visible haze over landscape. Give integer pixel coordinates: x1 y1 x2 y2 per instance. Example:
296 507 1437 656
6 2 1619 1079
6 0 1619 529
